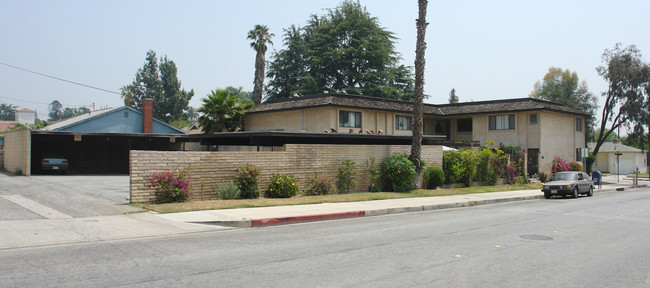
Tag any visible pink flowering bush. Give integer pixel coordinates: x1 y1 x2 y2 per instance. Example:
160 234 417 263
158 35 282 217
304 173 337 196
150 169 192 203
551 156 570 173
234 163 262 199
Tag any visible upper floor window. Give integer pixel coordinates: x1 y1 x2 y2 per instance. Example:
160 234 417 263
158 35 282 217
457 118 472 132
576 118 582 131
489 114 515 130
529 113 537 125
395 115 412 130
339 110 361 128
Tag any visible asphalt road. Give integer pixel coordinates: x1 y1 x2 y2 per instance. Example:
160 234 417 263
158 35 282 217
2 187 649 287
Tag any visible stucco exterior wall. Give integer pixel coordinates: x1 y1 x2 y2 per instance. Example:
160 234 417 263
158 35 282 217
538 111 585 174
130 144 443 203
3 129 31 175
593 152 648 174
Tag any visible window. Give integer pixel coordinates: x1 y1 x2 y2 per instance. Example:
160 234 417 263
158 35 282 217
457 118 472 132
395 115 412 130
434 120 448 135
529 113 537 125
489 115 515 130
576 148 583 162
123 112 128 118
576 118 582 131
339 111 361 128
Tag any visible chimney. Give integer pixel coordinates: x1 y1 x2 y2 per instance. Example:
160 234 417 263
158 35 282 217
142 98 153 133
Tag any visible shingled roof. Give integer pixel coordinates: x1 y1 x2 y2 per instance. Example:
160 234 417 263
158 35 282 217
246 93 589 117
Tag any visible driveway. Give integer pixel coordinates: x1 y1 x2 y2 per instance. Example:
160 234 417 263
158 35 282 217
0 174 142 220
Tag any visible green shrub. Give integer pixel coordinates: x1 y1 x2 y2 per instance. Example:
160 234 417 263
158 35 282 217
381 153 416 192
215 181 241 200
422 166 445 189
460 149 478 186
150 168 192 204
234 163 262 199
337 159 357 193
539 172 549 183
443 151 462 184
585 154 596 174
517 175 529 185
475 148 493 182
366 158 381 192
304 173 337 196
13 168 22 176
569 161 583 171
265 173 299 198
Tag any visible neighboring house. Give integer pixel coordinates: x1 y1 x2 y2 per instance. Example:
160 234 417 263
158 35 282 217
40 106 183 134
245 93 589 175
4 99 188 175
588 140 648 174
0 120 16 133
15 108 35 125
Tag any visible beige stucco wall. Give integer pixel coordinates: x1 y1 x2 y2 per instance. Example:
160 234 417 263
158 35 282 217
3 129 31 175
538 111 585 174
593 152 648 174
130 144 443 203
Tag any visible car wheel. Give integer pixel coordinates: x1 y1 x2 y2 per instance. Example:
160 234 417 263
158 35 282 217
544 192 551 199
587 186 593 197
572 187 579 199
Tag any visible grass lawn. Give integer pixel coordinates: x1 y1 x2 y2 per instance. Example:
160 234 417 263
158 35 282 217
628 173 649 178
134 183 542 214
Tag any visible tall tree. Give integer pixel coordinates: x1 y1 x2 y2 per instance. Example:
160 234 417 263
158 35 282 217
409 0 428 189
266 0 415 101
0 103 17 121
530 67 598 140
248 25 274 105
592 44 650 158
48 100 63 122
448 88 458 104
121 50 194 123
198 89 254 133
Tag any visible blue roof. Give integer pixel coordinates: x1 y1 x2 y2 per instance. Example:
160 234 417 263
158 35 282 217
40 106 186 135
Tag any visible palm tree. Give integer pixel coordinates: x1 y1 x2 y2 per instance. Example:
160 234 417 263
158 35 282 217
247 25 274 105
198 89 254 133
410 0 428 188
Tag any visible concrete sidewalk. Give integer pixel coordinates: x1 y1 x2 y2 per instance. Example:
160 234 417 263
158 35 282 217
158 183 644 228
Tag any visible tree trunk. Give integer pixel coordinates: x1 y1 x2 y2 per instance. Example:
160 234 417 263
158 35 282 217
252 49 265 105
410 0 428 189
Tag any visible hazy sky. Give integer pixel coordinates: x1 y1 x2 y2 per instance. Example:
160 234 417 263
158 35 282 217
1 0 648 121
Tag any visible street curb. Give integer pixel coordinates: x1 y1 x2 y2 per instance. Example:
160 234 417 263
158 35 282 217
187 185 647 228
251 211 365 227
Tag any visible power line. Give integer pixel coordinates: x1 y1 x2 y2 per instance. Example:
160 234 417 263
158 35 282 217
0 61 121 95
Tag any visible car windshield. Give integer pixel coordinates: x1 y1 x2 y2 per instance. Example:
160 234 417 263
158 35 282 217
553 173 577 181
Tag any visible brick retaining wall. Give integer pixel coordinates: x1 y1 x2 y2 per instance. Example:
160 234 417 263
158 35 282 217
130 144 443 203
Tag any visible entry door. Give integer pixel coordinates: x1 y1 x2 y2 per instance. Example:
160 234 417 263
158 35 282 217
527 148 539 176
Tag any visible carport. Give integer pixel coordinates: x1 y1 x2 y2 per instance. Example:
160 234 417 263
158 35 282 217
30 131 190 175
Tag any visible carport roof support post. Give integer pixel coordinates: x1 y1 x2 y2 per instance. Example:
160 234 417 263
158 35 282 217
143 98 153 134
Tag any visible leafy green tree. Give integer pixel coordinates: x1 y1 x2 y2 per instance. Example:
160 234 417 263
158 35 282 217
266 0 415 101
61 107 91 120
48 100 63 121
184 106 198 122
121 50 194 123
0 103 17 121
248 25 274 105
409 0 428 188
224 86 253 102
448 88 458 104
592 44 650 157
530 67 599 140
198 89 254 133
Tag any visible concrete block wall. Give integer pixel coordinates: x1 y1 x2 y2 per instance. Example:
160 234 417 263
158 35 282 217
3 129 31 175
130 144 443 203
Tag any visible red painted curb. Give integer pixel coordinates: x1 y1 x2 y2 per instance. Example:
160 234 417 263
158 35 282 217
251 211 366 227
